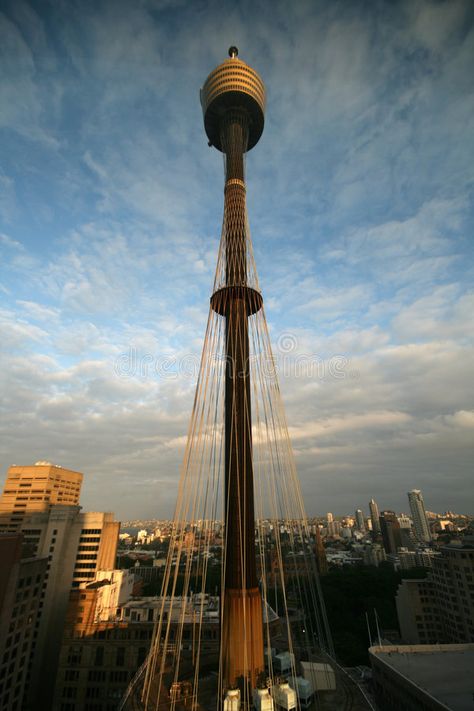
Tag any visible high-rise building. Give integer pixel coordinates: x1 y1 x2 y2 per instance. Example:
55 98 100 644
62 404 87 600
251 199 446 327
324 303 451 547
369 498 381 536
0 464 120 709
326 512 334 524
396 540 474 644
0 462 83 531
0 534 48 711
407 489 431 543
379 510 402 555
355 509 365 532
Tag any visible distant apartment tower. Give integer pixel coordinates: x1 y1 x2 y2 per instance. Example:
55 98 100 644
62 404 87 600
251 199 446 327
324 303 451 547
0 464 120 710
362 543 386 567
369 498 381 536
355 509 365 532
379 510 402 555
407 489 431 543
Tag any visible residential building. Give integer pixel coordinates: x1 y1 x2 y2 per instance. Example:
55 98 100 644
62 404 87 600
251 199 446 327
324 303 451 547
431 541 474 643
370 644 474 711
396 578 441 644
0 534 48 711
408 489 431 543
0 464 120 710
396 541 474 645
355 509 365 532
362 543 386 567
369 498 381 536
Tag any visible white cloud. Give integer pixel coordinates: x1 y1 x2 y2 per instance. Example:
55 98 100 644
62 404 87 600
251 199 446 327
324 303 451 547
0 0 473 517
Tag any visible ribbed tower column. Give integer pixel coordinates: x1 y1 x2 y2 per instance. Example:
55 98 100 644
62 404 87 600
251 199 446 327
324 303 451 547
201 48 266 696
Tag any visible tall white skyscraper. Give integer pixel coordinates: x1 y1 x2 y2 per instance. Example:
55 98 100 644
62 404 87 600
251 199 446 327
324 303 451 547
408 489 431 543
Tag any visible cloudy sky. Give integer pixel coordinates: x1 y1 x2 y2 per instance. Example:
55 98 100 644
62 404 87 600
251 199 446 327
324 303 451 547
1 0 473 520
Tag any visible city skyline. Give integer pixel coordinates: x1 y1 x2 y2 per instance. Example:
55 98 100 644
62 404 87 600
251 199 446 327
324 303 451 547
1 0 474 519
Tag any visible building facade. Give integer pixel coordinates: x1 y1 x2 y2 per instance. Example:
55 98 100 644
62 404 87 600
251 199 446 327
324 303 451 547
53 591 226 711
379 511 402 555
0 534 48 711
355 509 365 532
407 490 431 543
0 463 83 532
396 541 474 645
0 464 120 709
369 498 381 537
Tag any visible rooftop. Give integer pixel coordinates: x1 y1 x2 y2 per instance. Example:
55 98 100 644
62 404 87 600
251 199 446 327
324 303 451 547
370 644 474 711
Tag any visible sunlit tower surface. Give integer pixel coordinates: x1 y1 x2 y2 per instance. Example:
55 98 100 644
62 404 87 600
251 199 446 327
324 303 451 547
201 44 266 693
125 48 372 711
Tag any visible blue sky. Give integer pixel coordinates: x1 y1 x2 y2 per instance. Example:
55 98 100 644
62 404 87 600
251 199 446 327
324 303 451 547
1 0 473 519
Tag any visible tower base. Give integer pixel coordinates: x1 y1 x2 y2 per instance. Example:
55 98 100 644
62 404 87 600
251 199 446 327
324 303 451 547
222 586 265 692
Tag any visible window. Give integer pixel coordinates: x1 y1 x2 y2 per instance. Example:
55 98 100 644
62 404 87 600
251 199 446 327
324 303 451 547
62 687 77 699
109 670 128 683
116 647 125 667
95 647 104 667
88 670 106 682
67 647 82 666
85 687 100 699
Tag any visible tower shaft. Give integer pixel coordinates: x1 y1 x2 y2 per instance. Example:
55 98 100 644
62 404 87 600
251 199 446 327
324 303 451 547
220 111 264 692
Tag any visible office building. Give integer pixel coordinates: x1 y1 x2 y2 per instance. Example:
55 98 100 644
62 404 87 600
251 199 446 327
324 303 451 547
0 463 83 531
379 510 402 555
396 541 474 645
0 464 120 709
407 489 431 543
0 534 48 711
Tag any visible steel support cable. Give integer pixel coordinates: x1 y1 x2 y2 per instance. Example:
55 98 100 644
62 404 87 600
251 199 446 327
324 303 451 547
143 129 336 711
